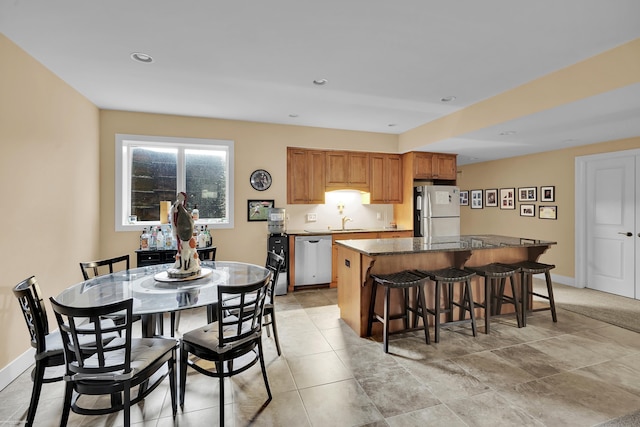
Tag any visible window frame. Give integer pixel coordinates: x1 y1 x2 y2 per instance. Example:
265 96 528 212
115 134 234 231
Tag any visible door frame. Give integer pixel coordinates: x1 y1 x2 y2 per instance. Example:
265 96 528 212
575 147 640 289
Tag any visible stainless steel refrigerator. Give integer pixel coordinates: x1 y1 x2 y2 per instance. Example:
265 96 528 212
413 185 460 237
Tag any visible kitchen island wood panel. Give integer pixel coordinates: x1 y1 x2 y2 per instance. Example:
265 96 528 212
335 235 556 337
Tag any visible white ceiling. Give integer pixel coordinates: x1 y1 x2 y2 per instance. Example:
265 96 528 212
2 0 639 165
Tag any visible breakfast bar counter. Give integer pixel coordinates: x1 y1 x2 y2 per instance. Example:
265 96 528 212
335 234 556 336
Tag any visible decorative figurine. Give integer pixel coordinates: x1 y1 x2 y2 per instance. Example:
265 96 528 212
167 192 201 278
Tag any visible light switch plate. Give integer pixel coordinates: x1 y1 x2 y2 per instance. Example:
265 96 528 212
306 213 317 222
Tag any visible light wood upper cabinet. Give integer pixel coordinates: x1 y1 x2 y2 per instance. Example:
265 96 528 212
287 147 326 204
413 152 435 179
325 151 370 190
370 153 403 204
434 154 457 180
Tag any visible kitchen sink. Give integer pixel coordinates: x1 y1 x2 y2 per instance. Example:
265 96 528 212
332 228 367 233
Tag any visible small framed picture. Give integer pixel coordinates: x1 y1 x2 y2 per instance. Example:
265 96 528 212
518 187 537 202
500 188 515 210
471 189 483 209
485 189 498 207
539 205 557 220
520 204 535 217
459 190 469 206
541 186 555 202
247 199 274 221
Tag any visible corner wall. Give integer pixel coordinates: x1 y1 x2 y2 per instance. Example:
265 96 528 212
0 34 100 377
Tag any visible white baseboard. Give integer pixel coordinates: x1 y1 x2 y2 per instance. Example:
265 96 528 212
0 347 35 391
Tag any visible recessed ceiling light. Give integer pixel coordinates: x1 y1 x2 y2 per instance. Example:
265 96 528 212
440 96 456 102
313 79 328 86
388 123 397 127
499 130 517 136
289 114 299 118
130 52 154 63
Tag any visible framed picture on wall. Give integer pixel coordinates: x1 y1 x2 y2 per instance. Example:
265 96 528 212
541 186 555 202
539 205 557 220
471 189 483 209
499 188 515 210
518 187 537 202
485 189 498 207
247 199 274 221
460 190 469 206
520 204 535 217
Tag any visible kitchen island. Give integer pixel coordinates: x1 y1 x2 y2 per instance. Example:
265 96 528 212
335 234 556 337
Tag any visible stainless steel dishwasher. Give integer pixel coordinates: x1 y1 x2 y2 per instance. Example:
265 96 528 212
294 235 332 286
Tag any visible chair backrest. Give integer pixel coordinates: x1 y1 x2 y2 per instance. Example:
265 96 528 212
13 276 50 354
49 297 133 381
265 251 285 298
217 276 271 353
79 254 130 280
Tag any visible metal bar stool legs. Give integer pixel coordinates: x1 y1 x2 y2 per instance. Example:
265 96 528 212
367 270 430 353
415 268 477 343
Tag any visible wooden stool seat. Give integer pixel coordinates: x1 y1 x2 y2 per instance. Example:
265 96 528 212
465 263 522 333
415 267 477 343
367 270 430 353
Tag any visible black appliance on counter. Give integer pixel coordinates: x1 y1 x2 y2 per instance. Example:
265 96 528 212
268 233 289 295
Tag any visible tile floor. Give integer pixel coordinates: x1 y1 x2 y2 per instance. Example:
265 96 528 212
3 287 640 426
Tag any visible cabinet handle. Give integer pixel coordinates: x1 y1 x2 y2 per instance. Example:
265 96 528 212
618 232 633 237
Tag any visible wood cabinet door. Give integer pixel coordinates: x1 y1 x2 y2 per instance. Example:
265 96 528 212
413 152 435 179
287 148 326 204
325 151 349 188
434 154 457 180
325 151 370 190
370 153 402 203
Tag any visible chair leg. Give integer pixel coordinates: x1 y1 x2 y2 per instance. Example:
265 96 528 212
26 361 45 427
258 340 273 402
545 271 558 322
417 286 430 345
169 353 177 417
217 361 225 427
179 345 188 408
510 275 522 328
60 381 73 427
269 310 282 356
484 278 491 334
464 279 477 337
383 286 391 353
123 382 131 427
434 281 441 343
367 281 378 337
520 272 529 327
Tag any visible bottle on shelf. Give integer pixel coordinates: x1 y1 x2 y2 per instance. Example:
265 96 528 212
149 226 157 250
156 226 165 249
165 225 174 249
197 226 207 248
205 225 212 247
140 228 149 250
191 204 199 221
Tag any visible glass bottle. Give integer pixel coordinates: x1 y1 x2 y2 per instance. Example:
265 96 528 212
140 228 149 250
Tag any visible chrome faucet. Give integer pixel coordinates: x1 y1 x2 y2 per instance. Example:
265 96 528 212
341 216 353 230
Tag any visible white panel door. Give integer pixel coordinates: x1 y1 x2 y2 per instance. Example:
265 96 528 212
586 156 636 298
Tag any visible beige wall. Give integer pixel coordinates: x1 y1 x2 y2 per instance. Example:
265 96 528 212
2 31 639 381
0 34 100 369
99 111 398 267
458 136 640 279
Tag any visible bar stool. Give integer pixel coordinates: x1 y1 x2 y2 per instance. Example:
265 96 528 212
415 267 477 343
367 270 430 353
464 263 522 334
506 260 557 326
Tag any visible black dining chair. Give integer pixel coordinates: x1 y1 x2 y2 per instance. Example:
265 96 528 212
12 276 65 427
179 275 272 426
264 251 285 355
79 254 143 329
79 254 130 280
49 297 177 427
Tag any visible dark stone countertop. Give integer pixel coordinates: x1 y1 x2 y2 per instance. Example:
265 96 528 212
285 228 412 236
334 234 556 256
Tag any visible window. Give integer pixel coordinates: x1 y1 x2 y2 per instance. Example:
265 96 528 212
116 134 234 231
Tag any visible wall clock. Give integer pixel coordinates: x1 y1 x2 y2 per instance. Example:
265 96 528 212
250 169 272 191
